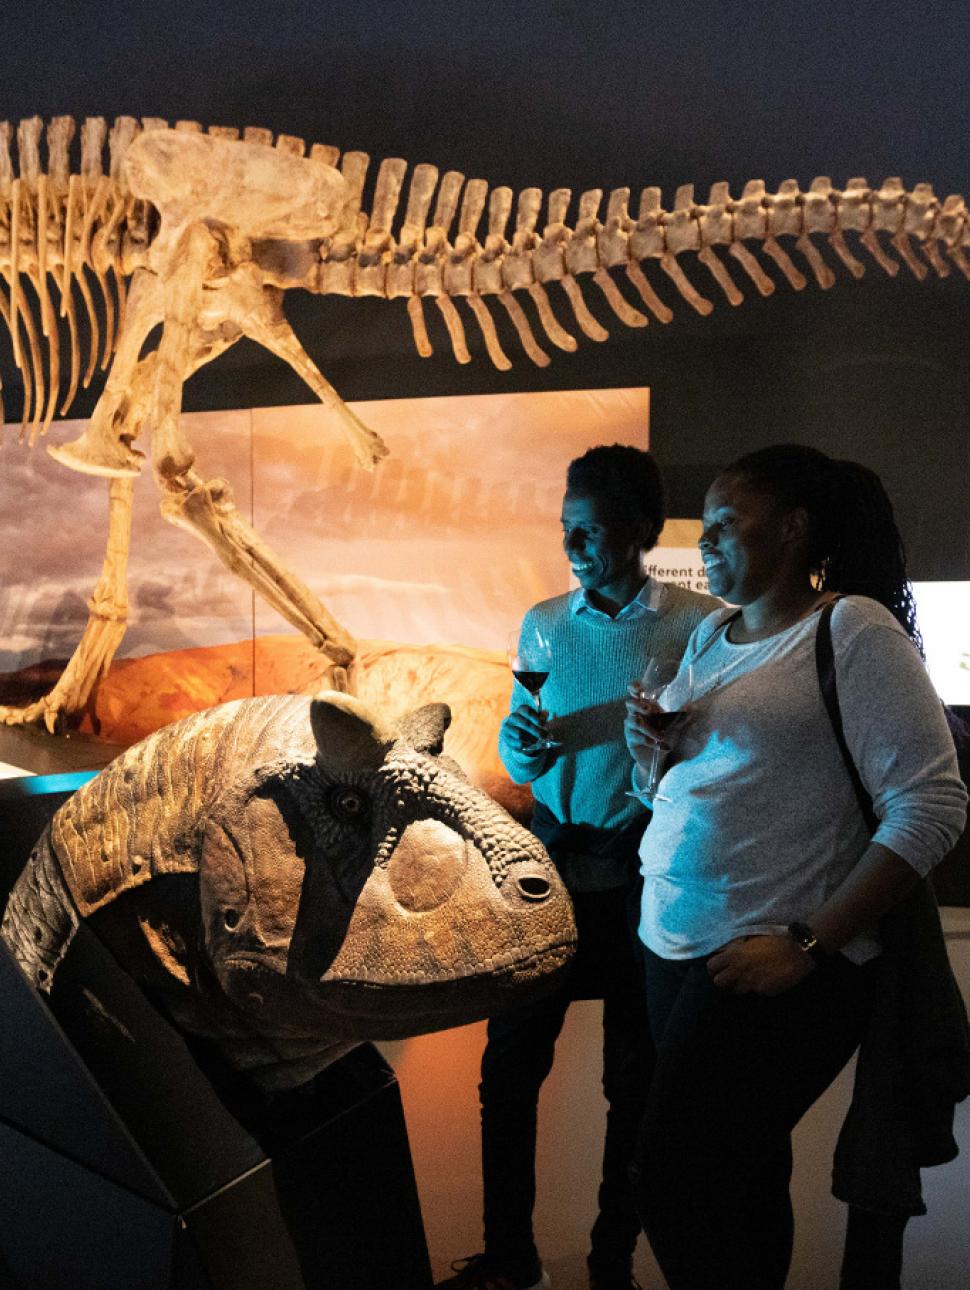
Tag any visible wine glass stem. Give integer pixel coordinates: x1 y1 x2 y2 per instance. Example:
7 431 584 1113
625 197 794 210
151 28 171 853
647 744 662 794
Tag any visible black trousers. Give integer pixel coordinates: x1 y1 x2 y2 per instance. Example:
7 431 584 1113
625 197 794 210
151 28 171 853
479 884 653 1273
632 945 879 1290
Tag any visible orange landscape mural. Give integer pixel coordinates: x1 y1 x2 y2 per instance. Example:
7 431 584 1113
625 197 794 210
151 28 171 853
1 388 649 800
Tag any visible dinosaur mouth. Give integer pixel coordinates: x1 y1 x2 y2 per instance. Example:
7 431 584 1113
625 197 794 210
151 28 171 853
322 937 575 988
316 937 576 1028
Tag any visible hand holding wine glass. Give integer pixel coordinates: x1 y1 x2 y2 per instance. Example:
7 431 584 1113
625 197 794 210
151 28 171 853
625 658 693 800
508 625 560 752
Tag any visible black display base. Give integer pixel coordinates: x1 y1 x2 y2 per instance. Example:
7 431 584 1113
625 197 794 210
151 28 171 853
0 776 433 1290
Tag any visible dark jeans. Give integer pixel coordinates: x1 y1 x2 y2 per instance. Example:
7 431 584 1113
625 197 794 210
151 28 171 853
479 884 653 1273
632 944 879 1290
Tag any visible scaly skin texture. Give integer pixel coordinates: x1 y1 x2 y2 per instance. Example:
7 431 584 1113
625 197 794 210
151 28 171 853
1 114 966 730
0 690 576 1091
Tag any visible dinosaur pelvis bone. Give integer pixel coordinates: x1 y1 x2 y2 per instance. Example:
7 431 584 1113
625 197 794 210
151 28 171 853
125 129 350 249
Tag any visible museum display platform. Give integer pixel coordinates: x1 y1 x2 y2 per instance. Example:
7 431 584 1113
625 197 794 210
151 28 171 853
0 774 433 1290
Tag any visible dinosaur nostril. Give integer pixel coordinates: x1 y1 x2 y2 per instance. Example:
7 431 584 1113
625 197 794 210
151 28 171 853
515 874 551 902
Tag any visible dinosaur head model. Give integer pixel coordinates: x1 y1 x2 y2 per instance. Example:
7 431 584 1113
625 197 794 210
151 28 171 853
1 691 576 1090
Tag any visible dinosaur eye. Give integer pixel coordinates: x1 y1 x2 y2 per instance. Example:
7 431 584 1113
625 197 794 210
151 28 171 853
329 786 369 824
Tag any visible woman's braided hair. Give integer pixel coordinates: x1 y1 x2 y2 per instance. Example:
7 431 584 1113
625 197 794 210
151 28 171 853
724 444 923 654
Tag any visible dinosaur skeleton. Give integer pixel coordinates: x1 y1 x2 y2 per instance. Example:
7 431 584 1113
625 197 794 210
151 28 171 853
0 113 967 731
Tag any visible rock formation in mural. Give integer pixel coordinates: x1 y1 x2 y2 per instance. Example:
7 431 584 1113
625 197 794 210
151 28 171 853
0 114 966 728
0 690 576 1087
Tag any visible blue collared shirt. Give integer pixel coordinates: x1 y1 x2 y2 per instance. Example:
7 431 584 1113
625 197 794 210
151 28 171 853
569 576 666 622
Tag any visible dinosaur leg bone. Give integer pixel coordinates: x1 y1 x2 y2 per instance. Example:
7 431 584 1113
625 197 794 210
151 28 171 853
213 262 389 470
157 467 357 670
0 477 133 733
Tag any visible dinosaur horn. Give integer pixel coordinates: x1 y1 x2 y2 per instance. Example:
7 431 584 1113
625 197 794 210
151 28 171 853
310 691 392 774
394 703 452 756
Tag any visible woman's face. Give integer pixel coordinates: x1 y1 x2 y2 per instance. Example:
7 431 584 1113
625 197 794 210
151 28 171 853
699 473 796 605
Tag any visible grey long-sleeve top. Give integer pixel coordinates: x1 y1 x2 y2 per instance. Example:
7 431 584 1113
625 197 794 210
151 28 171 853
637 596 968 962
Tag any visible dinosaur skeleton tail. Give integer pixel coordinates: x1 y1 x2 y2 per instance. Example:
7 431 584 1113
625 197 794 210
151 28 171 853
308 159 970 368
1 114 968 429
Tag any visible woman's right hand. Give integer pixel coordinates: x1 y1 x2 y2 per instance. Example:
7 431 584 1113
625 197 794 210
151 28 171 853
505 702 554 756
624 685 666 769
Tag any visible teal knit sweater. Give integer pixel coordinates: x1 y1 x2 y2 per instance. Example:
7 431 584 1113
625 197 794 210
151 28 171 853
499 581 717 890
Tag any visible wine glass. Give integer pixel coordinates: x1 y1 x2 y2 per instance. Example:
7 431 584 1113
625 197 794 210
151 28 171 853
507 625 560 750
631 657 693 800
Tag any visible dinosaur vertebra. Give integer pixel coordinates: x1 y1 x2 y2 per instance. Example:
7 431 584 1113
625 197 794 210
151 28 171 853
1 114 966 731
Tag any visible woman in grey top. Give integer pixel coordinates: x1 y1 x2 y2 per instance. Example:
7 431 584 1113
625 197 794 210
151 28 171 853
624 445 967 1290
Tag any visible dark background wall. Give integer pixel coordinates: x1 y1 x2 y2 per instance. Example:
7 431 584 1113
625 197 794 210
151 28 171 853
2 0 968 578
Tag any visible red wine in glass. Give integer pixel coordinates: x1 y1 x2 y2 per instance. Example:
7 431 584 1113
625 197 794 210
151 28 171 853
508 628 559 750
641 708 686 738
632 658 693 800
512 669 550 697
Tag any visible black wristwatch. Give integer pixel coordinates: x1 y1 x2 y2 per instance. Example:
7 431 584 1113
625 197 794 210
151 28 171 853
787 921 830 967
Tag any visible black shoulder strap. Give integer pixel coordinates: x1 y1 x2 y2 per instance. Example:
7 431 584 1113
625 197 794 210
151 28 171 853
815 599 879 836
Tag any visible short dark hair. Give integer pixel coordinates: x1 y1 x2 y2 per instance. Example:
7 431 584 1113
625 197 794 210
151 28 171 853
566 444 666 546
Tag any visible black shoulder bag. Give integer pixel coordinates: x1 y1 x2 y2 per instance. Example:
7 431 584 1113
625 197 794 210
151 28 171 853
815 599 970 1224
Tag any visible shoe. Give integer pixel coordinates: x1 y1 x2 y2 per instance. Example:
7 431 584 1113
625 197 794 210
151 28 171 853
436 1251 551 1290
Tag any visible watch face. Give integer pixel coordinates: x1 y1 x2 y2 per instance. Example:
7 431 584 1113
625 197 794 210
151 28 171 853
788 922 815 949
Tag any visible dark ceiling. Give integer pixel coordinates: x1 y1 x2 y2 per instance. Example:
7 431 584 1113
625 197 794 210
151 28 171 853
3 0 969 575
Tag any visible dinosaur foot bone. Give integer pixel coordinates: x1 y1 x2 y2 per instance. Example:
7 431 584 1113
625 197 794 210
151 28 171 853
0 477 132 733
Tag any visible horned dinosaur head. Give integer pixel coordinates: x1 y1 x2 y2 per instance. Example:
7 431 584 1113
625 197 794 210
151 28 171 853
194 691 575 1052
